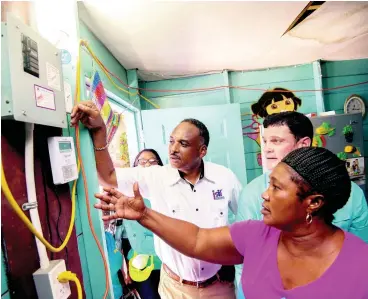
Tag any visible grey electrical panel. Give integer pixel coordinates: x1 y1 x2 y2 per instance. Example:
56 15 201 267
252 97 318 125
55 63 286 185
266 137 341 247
1 14 67 128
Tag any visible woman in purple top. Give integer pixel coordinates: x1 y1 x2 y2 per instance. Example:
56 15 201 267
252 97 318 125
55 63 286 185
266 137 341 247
95 147 368 299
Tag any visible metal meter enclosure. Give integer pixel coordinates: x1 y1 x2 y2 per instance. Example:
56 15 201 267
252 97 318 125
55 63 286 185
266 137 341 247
1 14 67 128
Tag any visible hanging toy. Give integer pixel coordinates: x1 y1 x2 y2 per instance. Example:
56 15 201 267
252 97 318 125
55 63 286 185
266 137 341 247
315 122 336 137
342 125 354 143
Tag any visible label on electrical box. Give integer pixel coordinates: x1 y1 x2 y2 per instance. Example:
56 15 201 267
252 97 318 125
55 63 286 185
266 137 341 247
64 81 73 113
46 62 61 91
34 85 56 110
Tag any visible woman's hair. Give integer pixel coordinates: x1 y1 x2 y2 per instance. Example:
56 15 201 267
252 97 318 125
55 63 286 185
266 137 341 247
251 87 302 118
282 147 351 224
133 149 164 167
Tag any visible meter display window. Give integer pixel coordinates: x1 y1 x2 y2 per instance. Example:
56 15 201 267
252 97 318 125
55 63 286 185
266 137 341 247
59 141 72 151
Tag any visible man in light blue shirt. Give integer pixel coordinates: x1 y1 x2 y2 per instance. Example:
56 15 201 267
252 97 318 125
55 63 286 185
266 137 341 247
235 111 368 286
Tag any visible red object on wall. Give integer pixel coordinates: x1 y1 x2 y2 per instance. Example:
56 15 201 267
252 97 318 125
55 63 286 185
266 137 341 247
1 120 84 299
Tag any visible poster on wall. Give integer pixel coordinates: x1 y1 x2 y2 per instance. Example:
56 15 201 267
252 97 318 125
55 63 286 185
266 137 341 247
108 114 131 169
345 157 365 181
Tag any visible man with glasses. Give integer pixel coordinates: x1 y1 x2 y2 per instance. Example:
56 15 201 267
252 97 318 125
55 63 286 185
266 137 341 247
71 101 242 299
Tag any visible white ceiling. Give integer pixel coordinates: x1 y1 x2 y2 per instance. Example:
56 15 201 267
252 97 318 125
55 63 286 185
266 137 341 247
79 1 368 81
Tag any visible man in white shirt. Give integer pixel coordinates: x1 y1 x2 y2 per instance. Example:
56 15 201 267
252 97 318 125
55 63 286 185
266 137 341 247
71 101 242 298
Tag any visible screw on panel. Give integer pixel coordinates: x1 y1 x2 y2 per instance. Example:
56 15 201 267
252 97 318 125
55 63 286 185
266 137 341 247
5 100 9 104
55 52 58 56
22 110 26 116
16 25 19 29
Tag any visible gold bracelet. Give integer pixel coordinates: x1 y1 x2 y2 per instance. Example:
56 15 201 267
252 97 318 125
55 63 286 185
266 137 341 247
94 143 109 151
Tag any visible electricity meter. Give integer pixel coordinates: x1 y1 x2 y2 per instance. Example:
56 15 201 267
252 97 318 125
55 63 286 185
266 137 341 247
48 137 78 184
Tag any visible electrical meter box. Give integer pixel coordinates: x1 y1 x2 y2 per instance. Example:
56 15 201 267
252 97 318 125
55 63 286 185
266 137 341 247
1 14 67 128
48 137 78 185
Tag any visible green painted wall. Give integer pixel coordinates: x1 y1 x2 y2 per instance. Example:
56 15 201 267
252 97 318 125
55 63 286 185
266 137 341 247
230 64 317 181
1 252 9 298
140 73 227 110
139 64 318 182
67 21 140 299
79 21 140 109
322 58 368 193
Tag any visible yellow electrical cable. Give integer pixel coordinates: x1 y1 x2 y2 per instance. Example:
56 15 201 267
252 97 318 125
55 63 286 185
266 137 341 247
75 39 110 299
58 271 83 299
80 40 160 109
0 161 79 252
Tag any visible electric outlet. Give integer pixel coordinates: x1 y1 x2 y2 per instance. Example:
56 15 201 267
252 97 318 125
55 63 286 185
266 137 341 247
33 259 71 299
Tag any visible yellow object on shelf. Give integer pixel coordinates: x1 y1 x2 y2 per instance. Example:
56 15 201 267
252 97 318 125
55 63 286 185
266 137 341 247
344 145 354 153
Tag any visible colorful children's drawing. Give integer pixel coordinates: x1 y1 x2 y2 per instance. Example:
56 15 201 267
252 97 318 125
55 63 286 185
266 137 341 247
90 71 121 145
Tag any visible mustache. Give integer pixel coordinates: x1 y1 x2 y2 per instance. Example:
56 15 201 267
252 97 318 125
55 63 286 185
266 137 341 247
170 154 180 159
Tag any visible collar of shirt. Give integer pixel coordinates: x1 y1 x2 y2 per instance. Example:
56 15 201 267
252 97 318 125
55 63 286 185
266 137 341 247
167 160 216 186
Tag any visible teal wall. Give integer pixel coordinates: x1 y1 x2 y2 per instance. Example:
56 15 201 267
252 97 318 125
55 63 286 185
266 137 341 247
139 63 319 182
79 21 140 109
67 21 140 299
139 59 368 184
322 58 368 193
1 252 10 299
140 73 228 109
230 64 317 181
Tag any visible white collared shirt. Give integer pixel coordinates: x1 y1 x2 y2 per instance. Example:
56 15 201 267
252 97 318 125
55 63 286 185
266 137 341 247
116 162 242 281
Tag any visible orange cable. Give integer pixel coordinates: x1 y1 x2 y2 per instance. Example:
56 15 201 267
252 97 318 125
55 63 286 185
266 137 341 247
75 126 109 299
75 40 110 299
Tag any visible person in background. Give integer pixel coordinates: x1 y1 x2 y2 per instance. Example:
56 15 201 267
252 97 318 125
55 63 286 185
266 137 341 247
70 101 241 299
117 149 163 299
95 147 368 299
234 111 368 287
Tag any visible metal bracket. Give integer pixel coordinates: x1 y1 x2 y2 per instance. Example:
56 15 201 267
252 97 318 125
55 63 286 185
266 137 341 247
22 202 38 211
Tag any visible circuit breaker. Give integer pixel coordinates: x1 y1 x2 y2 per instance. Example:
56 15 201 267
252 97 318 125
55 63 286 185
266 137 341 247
1 14 67 128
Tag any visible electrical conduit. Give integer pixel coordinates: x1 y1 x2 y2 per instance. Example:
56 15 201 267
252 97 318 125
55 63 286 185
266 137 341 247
25 122 50 269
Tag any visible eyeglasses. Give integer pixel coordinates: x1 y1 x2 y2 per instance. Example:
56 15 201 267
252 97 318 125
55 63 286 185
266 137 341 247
137 159 159 166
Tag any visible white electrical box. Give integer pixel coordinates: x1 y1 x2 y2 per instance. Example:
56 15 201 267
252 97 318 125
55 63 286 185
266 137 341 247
48 137 78 185
1 13 67 128
33 259 71 299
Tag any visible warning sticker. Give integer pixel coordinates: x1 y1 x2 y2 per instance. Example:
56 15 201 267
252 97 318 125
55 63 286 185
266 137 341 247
64 81 73 113
34 85 56 110
46 62 61 91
